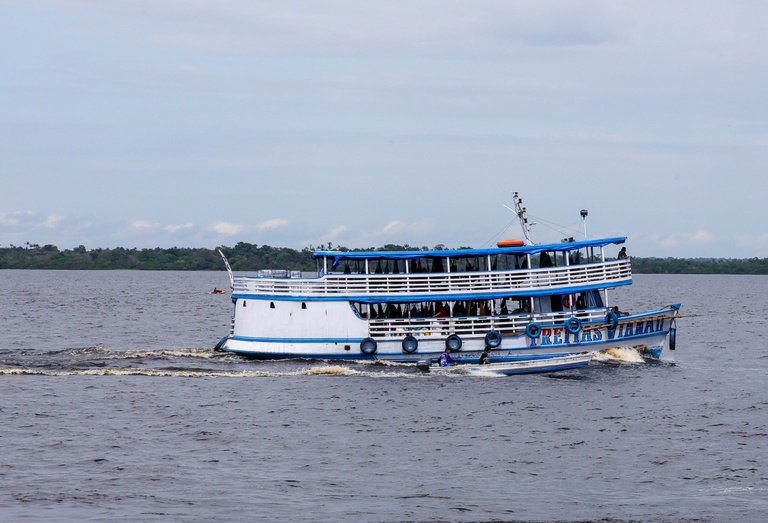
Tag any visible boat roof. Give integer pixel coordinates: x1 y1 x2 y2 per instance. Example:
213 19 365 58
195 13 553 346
312 237 626 266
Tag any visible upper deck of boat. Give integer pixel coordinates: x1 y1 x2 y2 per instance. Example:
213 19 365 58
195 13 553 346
231 237 632 301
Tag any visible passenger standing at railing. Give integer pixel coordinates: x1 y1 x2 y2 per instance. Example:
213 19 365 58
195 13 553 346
433 303 448 318
618 247 628 259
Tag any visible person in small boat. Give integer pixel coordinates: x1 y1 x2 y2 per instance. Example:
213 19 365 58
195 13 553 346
438 348 457 366
479 346 491 365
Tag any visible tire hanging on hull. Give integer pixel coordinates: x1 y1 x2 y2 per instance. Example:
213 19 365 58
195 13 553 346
669 320 677 351
445 334 462 351
360 338 377 355
402 335 418 353
485 330 502 348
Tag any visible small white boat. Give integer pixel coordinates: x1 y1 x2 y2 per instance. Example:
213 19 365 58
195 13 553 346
417 352 594 376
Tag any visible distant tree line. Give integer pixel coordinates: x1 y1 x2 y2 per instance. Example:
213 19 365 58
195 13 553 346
630 256 768 274
0 242 426 271
1 243 768 274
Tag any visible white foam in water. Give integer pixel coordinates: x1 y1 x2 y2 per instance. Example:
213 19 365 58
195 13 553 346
593 346 646 363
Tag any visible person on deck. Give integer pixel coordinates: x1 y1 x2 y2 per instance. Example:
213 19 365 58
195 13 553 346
433 303 448 318
618 247 628 259
438 348 457 366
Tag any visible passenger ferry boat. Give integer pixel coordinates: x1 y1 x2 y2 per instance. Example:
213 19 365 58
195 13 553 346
215 194 680 363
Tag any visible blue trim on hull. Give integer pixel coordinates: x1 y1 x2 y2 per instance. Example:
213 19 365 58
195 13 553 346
220 345 582 363
226 326 671 353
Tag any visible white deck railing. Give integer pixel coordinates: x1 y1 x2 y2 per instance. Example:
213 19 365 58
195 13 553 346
367 308 605 338
232 259 632 298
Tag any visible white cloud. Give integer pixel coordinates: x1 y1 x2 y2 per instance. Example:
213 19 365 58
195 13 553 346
166 222 194 233
257 218 288 231
382 220 407 235
380 219 437 237
658 235 680 249
130 220 157 229
39 214 63 228
0 211 34 227
209 221 244 235
327 225 346 239
688 230 714 246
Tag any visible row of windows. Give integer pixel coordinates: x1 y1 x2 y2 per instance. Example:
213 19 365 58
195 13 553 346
240 290 604 317
325 248 603 275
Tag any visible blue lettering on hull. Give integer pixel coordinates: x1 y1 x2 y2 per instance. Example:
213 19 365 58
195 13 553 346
529 317 666 347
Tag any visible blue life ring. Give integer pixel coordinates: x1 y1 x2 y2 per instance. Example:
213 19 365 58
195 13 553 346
565 317 582 334
360 337 377 355
525 323 541 339
605 311 619 329
445 334 462 351
402 335 418 353
485 330 502 348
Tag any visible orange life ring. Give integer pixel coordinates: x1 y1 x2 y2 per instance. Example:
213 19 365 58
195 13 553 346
563 295 572 308
497 239 524 248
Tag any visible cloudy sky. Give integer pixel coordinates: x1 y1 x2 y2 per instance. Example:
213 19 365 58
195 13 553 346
1 1 766 258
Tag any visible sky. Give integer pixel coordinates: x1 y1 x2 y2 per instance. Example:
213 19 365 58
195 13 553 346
1 1 766 258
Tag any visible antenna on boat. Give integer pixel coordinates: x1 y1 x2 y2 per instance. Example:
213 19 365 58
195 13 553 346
503 192 533 245
580 209 588 240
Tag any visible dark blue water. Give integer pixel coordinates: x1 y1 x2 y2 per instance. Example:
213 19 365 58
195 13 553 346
1 270 767 522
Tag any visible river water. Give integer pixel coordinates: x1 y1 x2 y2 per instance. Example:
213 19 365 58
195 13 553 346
0 270 766 522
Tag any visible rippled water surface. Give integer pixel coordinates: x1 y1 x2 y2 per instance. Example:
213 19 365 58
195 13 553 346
1 270 767 522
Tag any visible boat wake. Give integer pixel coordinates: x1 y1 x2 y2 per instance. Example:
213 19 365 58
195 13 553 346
0 346 422 377
0 345 656 377
0 365 364 378
58 346 233 359
593 347 646 364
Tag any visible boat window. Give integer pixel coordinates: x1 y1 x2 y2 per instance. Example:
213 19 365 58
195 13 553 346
270 302 275 309
301 302 307 309
569 250 582 265
493 254 523 271
430 257 444 273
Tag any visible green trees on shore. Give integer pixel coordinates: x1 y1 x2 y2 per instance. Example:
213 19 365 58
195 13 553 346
0 243 315 271
1 243 767 274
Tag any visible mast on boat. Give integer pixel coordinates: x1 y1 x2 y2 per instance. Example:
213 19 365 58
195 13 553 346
580 209 589 240
504 192 533 245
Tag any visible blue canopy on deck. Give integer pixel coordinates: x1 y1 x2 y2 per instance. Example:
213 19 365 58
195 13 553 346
312 237 627 268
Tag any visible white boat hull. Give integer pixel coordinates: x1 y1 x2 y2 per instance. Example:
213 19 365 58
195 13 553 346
220 305 679 363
